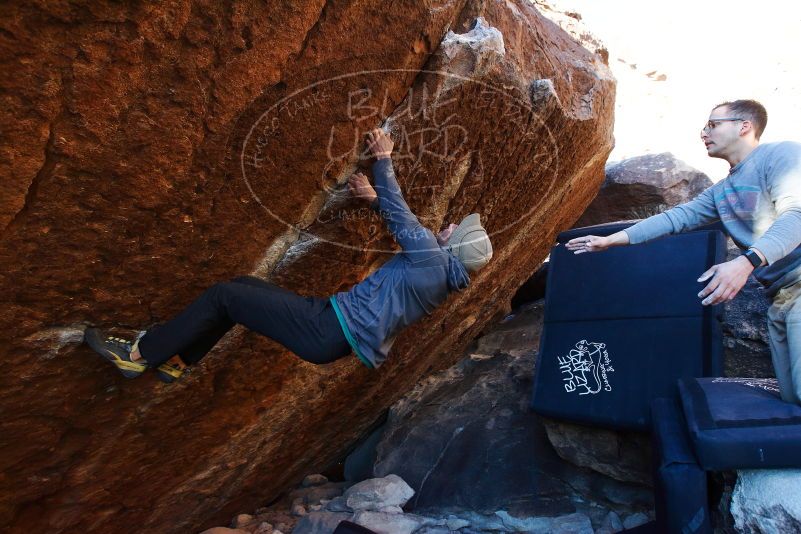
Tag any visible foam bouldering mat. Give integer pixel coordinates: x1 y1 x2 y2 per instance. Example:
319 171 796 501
531 223 726 430
651 397 712 534
678 377 801 470
545 224 726 326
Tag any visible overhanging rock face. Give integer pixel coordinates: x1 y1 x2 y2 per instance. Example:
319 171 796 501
0 1 614 532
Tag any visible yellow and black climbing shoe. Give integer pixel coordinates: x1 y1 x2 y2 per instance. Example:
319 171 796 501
156 360 187 384
84 328 147 379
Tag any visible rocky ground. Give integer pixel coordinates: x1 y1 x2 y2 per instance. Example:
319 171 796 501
200 301 655 534
200 291 799 534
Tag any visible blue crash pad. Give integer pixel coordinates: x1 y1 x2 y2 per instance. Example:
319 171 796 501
678 377 801 470
531 222 726 430
651 397 712 534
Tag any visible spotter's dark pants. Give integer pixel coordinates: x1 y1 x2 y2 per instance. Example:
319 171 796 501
138 276 351 367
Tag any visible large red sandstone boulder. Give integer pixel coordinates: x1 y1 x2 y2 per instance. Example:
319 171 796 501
0 1 614 532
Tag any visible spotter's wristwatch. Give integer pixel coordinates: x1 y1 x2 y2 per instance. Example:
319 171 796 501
743 249 762 269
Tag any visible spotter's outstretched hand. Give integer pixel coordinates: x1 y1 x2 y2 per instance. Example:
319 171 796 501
697 256 753 305
565 235 610 254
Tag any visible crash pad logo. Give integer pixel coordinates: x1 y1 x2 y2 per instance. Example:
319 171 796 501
558 340 614 396
712 377 780 394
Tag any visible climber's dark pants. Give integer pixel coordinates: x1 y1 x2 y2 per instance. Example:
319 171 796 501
137 276 351 367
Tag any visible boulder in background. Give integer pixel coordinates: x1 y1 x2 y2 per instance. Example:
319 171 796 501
575 152 712 227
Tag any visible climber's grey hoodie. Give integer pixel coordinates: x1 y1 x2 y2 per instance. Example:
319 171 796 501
331 158 470 369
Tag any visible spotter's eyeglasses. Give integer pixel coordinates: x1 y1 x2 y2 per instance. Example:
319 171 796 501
702 118 744 133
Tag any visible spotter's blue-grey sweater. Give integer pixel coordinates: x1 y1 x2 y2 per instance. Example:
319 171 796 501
624 141 801 298
331 158 470 369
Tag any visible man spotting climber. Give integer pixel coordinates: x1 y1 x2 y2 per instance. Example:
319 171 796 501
84 129 493 382
566 99 801 405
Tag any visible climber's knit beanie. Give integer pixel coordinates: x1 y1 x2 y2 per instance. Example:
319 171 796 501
447 213 493 273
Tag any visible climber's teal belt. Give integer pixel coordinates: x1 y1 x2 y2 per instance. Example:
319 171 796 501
329 296 374 370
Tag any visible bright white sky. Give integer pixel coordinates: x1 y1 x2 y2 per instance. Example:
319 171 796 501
559 0 801 180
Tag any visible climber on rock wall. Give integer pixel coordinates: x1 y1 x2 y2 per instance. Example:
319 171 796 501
84 129 493 382
566 99 801 406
